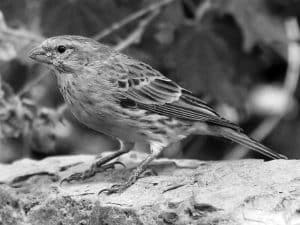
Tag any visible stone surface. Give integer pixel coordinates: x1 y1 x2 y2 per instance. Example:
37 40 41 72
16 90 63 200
0 151 299 225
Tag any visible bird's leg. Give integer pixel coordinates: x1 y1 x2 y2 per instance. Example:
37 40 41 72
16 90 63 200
99 143 164 194
60 140 134 185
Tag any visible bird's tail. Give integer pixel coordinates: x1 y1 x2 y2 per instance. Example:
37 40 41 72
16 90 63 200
219 128 287 159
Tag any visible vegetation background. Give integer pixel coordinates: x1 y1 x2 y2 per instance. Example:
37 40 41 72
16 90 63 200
0 0 298 163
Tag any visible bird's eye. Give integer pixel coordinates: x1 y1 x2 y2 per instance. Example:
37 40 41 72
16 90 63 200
57 45 66 53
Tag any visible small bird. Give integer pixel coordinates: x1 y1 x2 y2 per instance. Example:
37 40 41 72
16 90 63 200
29 35 287 194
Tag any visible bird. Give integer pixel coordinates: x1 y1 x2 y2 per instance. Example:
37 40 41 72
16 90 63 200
29 35 287 194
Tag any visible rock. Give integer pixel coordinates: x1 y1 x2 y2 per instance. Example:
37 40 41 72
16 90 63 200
0 151 299 225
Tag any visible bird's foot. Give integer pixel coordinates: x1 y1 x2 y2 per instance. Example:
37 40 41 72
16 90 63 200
98 168 157 195
60 149 129 185
60 161 125 185
98 149 161 195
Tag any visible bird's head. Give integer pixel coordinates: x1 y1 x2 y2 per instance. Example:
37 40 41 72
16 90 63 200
29 35 112 73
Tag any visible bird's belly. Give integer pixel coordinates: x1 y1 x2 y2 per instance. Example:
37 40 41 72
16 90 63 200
67 101 146 142
69 104 130 138
69 99 191 145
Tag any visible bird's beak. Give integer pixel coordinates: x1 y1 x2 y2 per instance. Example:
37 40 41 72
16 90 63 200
29 45 50 64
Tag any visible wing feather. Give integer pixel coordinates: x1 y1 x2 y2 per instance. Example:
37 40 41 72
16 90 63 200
111 53 241 131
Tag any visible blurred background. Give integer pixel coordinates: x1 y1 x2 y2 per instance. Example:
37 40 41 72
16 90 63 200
0 0 299 163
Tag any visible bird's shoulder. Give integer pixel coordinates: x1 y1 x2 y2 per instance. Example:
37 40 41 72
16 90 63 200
107 52 165 79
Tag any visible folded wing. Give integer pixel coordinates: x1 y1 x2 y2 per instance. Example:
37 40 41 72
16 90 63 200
111 53 241 131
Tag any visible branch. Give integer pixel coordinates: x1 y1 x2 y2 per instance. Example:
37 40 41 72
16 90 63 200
225 17 300 159
92 0 176 41
0 11 42 42
17 70 50 97
195 0 212 22
2 152 299 224
114 10 160 51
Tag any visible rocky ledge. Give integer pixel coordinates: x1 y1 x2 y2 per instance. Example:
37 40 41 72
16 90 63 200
0 151 299 225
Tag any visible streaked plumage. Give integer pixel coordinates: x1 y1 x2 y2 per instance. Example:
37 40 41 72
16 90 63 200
29 35 287 194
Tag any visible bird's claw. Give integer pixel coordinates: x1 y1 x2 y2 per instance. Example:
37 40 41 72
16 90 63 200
60 161 125 186
98 183 130 195
60 172 83 186
98 173 138 195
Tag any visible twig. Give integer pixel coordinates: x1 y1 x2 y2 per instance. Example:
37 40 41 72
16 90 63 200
92 0 176 41
195 0 212 22
17 70 50 97
57 103 68 115
115 10 160 51
224 18 300 159
0 11 42 42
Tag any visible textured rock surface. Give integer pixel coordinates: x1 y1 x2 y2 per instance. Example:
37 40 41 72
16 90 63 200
0 151 299 225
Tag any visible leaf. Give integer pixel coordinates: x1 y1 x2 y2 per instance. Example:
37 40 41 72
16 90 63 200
153 0 184 45
0 96 34 139
170 26 248 110
266 0 300 18
213 0 288 58
31 108 60 153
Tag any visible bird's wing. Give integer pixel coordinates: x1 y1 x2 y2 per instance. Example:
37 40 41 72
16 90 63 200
111 54 241 131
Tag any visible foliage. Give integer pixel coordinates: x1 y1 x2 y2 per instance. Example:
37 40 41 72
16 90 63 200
0 0 299 162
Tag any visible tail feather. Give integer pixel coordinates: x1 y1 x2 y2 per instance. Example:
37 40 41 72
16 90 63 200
220 128 287 159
